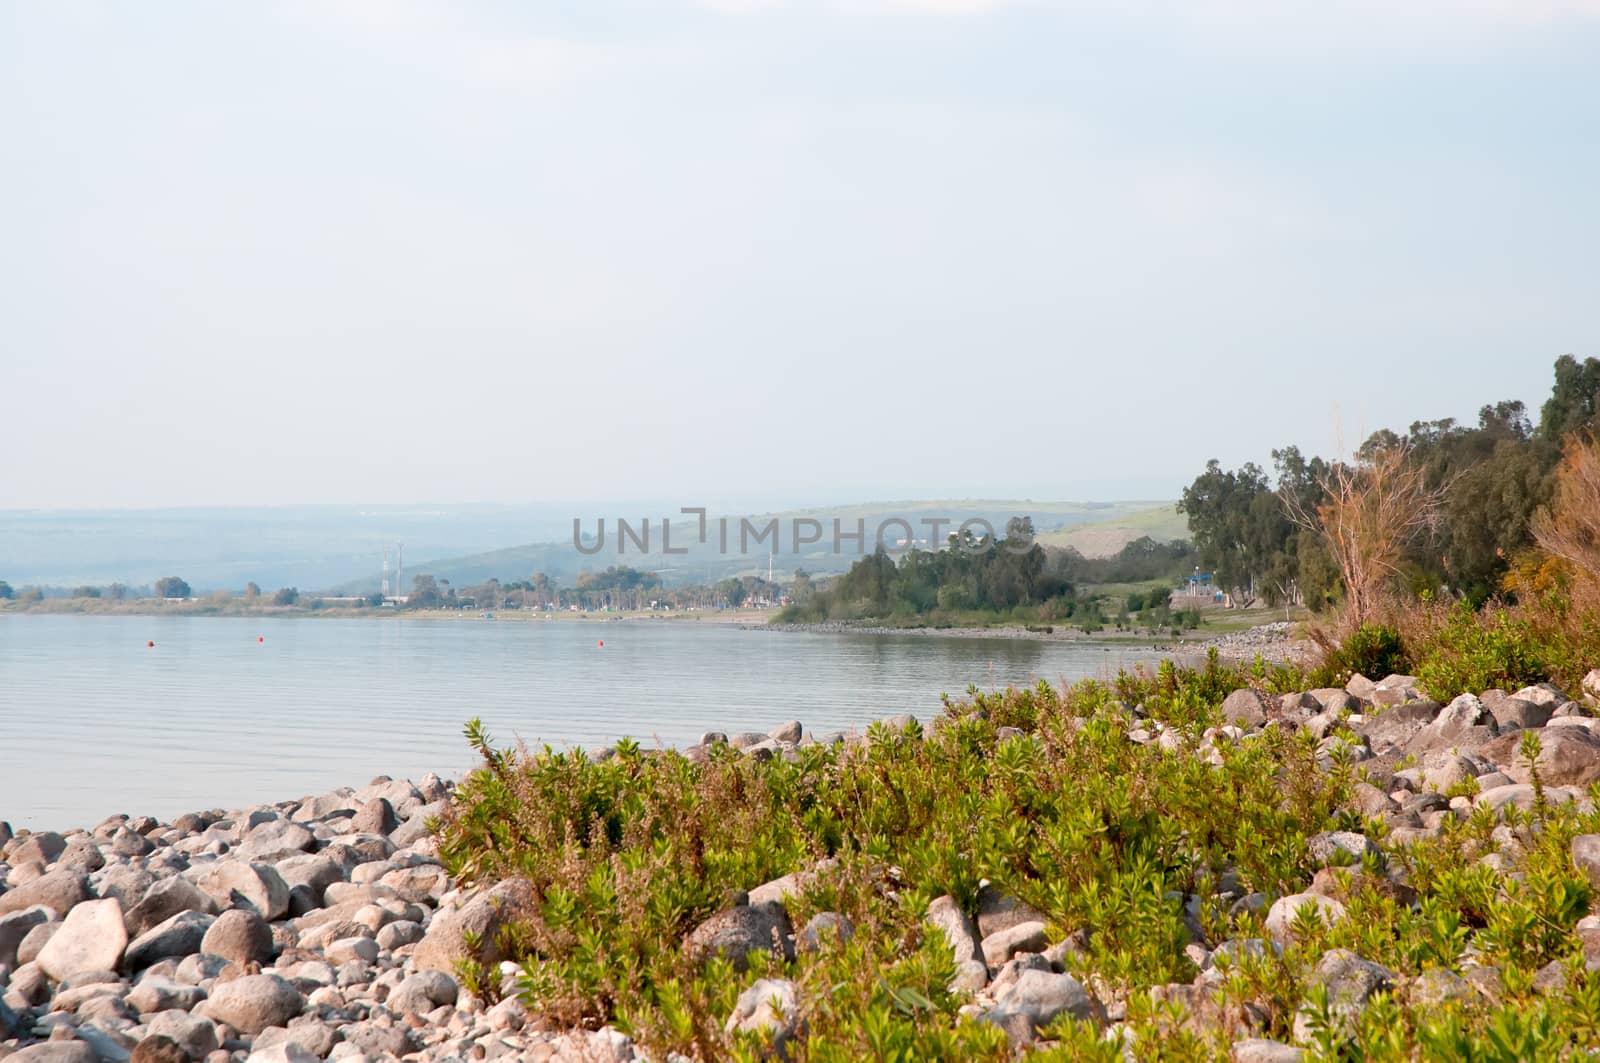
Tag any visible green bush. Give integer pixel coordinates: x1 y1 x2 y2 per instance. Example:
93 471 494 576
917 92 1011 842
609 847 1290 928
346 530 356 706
1413 601 1552 701
1311 623 1410 687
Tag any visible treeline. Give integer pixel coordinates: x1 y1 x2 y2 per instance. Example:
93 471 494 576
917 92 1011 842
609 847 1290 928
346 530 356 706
408 567 782 613
1179 354 1600 610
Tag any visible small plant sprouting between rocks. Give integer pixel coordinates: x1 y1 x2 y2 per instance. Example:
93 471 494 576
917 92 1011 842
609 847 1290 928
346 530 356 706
436 652 1600 1061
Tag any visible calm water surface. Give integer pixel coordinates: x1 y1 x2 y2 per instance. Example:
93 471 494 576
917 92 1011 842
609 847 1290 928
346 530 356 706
0 615 1166 830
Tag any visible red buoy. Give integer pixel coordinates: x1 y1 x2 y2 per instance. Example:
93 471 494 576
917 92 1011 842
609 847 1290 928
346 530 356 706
597 640 604 647
147 640 154 648
258 636 264 643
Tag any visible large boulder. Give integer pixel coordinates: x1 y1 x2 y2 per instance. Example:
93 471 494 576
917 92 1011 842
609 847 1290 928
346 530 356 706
725 977 801 1051
974 882 1048 938
1292 949 1393 1042
0 905 53 969
202 973 306 1034
387 969 460 1015
412 877 537 973
683 901 794 971
1265 893 1346 944
37 898 128 981
1357 701 1442 754
1573 835 1600 889
0 869 89 918
237 820 317 862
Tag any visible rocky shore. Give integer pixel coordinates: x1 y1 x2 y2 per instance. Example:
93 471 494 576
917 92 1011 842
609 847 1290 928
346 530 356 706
6 667 1600 1061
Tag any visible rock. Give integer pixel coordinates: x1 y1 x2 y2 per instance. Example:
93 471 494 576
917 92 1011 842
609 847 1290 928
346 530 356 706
94 864 158 913
245 1043 319 1063
0 869 89 918
926 896 983 966
387 970 459 1015
339 1019 414 1057
683 901 794 971
375 919 424 950
1411 966 1476 1007
203 972 305 1034
1345 674 1377 700
126 976 207 1015
18 920 60 965
56 839 105 874
981 921 1048 966
274 855 345 906
1306 831 1378 868
5 1043 100 1063
125 877 218 938
1264 893 1346 944
147 1010 221 1058
38 898 128 981
201 909 274 966
412 877 537 973
349 798 398 837
1573 835 1600 889
767 720 804 744
725 977 801 1051
8 831 67 867
0 905 53 969
325 935 378 965
130 1035 191 1063
1490 697 1553 731
193 862 290 920
1487 727 1600 788
1372 675 1423 706
1293 949 1393 1041
254 1015 340 1058
796 912 854 954
1583 669 1600 706
982 969 1093 1046
124 910 217 971
974 882 1048 938
1232 1039 1304 1062
1221 689 1271 729
237 821 316 863
748 861 835 908
1512 683 1570 707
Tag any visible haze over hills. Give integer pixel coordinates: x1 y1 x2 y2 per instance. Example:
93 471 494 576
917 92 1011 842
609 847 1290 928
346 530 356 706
0 499 1189 594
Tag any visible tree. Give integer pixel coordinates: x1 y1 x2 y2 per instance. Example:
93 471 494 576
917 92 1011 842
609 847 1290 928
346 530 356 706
272 587 299 606
154 576 192 599
244 582 261 600
0 580 12 600
71 585 102 599
1532 433 1600 604
409 574 443 608
107 583 127 601
1540 354 1600 441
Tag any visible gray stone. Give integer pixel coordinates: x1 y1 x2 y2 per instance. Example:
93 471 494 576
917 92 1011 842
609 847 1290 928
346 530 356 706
1411 966 1476 1007
974 882 1048 938
926 895 983 966
146 1009 221 1058
5 1043 99 1063
0 905 53 969
124 910 217 971
38 897 128 981
982 969 1093 1046
1264 893 1346 944
683 901 794 971
18 919 60 965
56 839 106 874
387 969 459 1014
1574 835 1600 889
1293 949 1393 1041
1221 688 1271 729
339 1019 414 1057
1513 683 1570 707
1488 727 1600 788
202 972 305 1034
200 908 273 966
349 798 398 837
125 877 218 938
0 869 89 918
253 1014 340 1058
246 1041 320 1063
725 977 801 1050
981 920 1048 966
1231 1039 1304 1063
1307 831 1378 868
412 877 537 973
7 831 67 867
237 820 316 863
375 918 424 950
796 912 854 954
1491 697 1553 731
768 720 804 744
274 854 345 906
126 975 207 1015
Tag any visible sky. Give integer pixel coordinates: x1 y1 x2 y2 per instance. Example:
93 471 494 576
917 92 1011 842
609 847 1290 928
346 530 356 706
2 0 1596 511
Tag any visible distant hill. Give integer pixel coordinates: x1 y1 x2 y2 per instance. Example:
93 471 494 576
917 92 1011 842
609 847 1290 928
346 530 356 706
1036 504 1189 558
368 499 1178 593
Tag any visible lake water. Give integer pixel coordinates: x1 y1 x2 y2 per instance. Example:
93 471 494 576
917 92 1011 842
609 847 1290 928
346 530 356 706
0 615 1167 830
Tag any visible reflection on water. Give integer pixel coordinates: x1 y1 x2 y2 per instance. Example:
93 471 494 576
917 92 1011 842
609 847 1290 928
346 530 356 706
0 615 1166 829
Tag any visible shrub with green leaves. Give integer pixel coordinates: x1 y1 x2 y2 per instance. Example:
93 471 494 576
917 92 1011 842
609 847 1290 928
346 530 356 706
435 651 1600 1060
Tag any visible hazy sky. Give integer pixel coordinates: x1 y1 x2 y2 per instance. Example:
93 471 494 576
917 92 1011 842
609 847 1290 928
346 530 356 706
3 1 1596 510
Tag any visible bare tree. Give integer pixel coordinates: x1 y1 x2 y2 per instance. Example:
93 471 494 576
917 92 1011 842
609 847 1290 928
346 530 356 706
1532 433 1600 601
1287 441 1446 628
